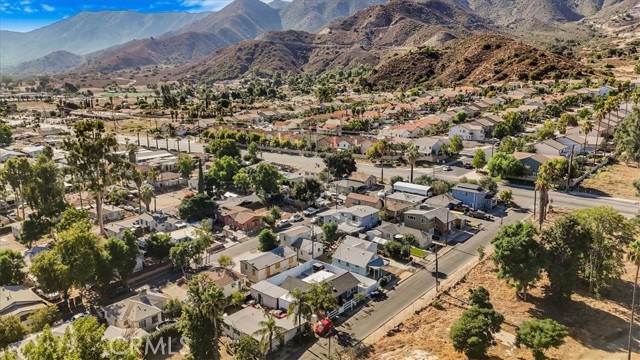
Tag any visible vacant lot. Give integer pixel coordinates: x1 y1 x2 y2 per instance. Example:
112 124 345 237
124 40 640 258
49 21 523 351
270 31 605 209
371 211 638 360
582 162 640 199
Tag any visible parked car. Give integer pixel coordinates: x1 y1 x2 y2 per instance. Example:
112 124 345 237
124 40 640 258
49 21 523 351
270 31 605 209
290 214 304 222
463 163 473 169
303 207 319 216
469 210 492 220
310 216 322 225
442 165 452 171
315 318 334 337
277 219 291 228
70 311 90 322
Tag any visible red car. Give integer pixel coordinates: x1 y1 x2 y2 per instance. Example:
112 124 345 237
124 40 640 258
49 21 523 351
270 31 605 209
463 163 473 169
315 318 333 337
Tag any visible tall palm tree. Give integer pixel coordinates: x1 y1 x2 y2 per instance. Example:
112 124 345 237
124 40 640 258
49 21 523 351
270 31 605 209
131 169 144 214
582 119 593 153
287 289 314 333
628 240 640 360
535 164 553 228
605 96 620 151
405 144 420 183
254 313 286 356
139 184 156 212
307 281 339 318
379 139 390 184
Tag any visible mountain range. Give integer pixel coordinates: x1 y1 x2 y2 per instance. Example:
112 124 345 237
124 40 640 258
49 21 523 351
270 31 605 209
2 0 636 81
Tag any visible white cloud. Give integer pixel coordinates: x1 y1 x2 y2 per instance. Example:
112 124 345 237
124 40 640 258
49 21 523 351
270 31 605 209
41 3 54 11
180 0 232 12
23 5 34 13
19 0 30 5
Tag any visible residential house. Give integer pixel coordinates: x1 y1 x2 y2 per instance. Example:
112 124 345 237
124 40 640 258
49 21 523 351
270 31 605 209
345 193 383 209
223 307 298 349
289 238 323 262
136 213 184 233
534 139 570 157
403 209 436 233
102 289 167 332
374 221 431 248
318 205 380 234
278 226 313 247
202 269 246 299
406 206 462 237
448 123 485 141
331 179 366 195
554 134 584 154
0 286 48 324
317 119 342 136
0 148 27 163
512 152 564 178
348 172 377 187
151 172 185 188
332 236 388 279
423 194 462 209
240 246 298 283
384 192 427 221
451 183 496 210
219 205 263 233
89 205 125 223
412 137 444 156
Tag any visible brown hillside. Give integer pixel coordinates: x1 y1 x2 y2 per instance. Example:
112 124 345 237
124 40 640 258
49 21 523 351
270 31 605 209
369 34 595 88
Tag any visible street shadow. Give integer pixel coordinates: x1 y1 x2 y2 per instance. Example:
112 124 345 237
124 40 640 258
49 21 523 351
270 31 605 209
527 293 633 353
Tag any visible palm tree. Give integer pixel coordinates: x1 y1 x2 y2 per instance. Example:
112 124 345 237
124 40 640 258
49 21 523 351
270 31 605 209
307 281 339 318
131 169 144 214
287 289 314 333
582 119 593 153
147 167 160 185
254 313 286 356
605 96 620 151
405 144 420 183
628 240 640 360
139 184 156 212
378 139 390 184
535 165 553 228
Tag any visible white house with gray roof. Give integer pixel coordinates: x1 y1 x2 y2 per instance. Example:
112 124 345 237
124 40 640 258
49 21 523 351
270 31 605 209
332 236 388 279
240 246 298 283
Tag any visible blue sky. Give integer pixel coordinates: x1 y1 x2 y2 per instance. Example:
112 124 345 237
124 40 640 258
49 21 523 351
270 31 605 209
0 0 269 32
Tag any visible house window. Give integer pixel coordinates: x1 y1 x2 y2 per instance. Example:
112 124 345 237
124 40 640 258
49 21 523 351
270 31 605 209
289 257 294 263
352 199 360 205
244 263 248 270
252 269 256 276
421 218 426 224
407 215 416 221
231 282 236 288
139 320 147 328
275 262 281 269
151 315 159 324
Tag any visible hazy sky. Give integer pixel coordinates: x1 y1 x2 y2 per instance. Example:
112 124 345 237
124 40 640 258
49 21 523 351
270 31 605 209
0 0 277 32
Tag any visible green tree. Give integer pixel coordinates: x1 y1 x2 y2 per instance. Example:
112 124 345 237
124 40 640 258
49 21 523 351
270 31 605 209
205 156 239 194
145 232 173 259
390 175 403 186
471 149 487 169
322 222 339 245
405 143 420 183
178 194 218 221
491 221 544 300
246 142 261 163
231 290 247 308
170 242 192 276
68 316 105 360
290 178 323 204
27 305 61 333
103 231 139 284
233 170 251 195
217 254 235 270
164 298 184 319
0 315 27 349
497 190 513 207
615 107 640 164
628 239 640 359
515 319 568 360
0 249 25 286
450 307 504 359
287 288 313 333
635 60 640 74
261 206 282 228
139 183 156 212
30 250 73 300
478 176 498 195
540 213 591 300
54 222 102 289
176 153 196 179
0 124 12 146
209 138 241 159
180 274 227 360
254 313 286 356
63 120 124 234
537 120 556 140
306 281 339 317
574 206 635 296
24 155 66 220
20 325 63 359
468 286 493 309
258 229 279 252
1 157 32 220
487 152 523 178
315 85 334 103
250 163 281 201
449 135 463 155
323 151 357 179
235 335 261 360
56 207 90 233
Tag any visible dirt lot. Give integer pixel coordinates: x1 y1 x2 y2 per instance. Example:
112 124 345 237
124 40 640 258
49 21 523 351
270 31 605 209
581 162 640 199
371 209 639 360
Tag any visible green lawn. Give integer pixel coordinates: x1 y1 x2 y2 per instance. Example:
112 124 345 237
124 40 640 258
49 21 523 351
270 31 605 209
410 247 428 258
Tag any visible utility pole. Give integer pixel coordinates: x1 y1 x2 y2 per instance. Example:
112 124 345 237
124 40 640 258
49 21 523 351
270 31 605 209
432 240 446 293
533 188 537 219
566 144 575 193
445 210 450 246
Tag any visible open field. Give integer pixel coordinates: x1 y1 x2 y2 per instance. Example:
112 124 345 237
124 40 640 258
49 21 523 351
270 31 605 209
371 209 638 360
581 162 640 199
